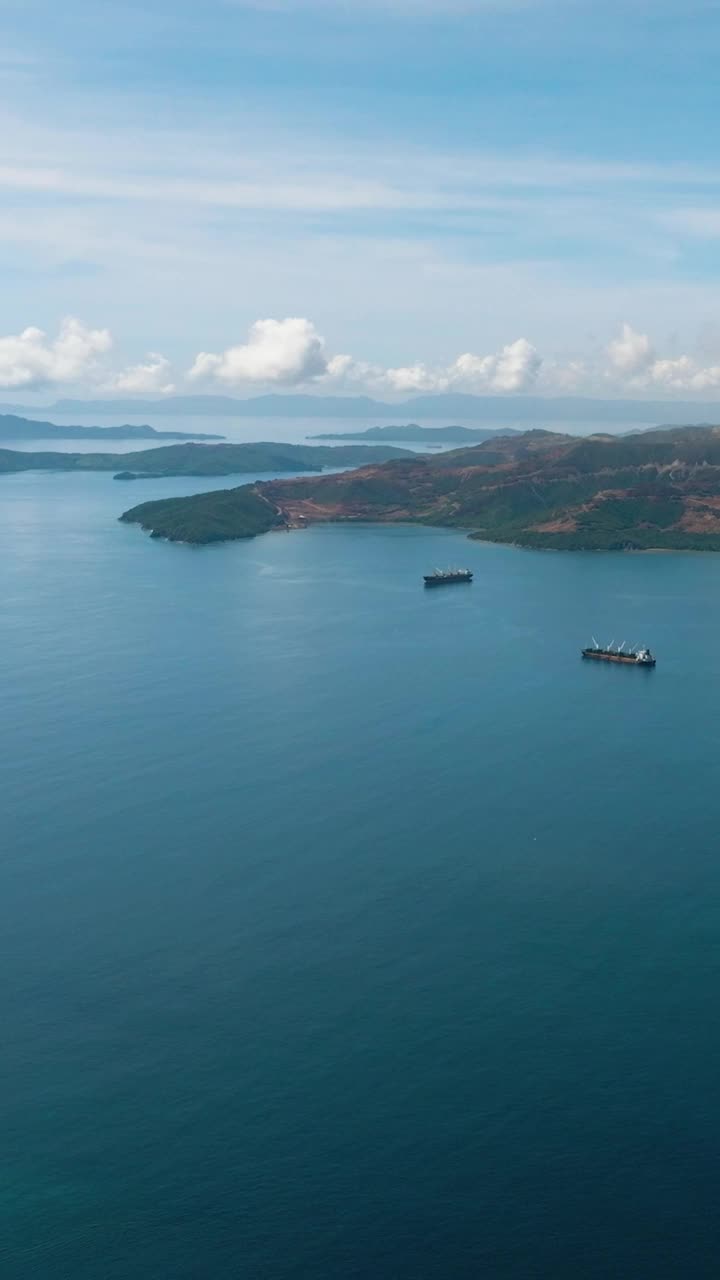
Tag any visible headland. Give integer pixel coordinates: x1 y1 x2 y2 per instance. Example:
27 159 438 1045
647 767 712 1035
120 425 720 550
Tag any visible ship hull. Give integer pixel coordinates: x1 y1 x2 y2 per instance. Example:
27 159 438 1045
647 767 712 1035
424 575 473 587
582 650 655 666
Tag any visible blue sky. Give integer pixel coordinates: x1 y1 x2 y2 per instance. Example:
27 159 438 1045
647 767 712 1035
2 0 720 398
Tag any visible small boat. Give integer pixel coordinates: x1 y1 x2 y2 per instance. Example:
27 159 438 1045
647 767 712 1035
581 638 656 666
424 568 473 587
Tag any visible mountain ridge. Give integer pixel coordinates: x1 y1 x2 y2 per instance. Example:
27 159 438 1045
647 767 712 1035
7 392 720 423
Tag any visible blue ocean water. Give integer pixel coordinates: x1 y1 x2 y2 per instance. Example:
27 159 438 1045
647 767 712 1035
1 409 649 450
3 468 720 1277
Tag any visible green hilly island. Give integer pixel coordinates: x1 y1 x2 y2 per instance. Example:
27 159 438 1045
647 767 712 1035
120 426 720 550
310 424 518 443
0 412 223 442
0 440 411 478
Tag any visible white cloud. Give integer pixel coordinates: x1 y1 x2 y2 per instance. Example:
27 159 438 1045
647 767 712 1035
106 353 175 395
380 339 542 393
603 323 720 392
648 356 720 391
188 317 542 394
1 121 718 226
8 312 720 402
0 152 713 219
0 163 459 215
383 363 441 393
322 353 382 387
452 338 542 392
0 316 111 390
606 323 655 376
189 318 329 386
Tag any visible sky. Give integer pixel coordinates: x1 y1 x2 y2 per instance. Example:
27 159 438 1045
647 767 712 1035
2 0 720 400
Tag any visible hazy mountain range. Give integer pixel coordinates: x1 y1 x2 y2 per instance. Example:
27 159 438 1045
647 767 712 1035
4 393 720 424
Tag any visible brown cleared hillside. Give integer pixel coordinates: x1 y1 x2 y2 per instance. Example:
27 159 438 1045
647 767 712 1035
122 426 720 549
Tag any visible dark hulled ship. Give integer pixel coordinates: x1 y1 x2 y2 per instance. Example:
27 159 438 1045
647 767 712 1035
424 568 473 587
582 640 656 666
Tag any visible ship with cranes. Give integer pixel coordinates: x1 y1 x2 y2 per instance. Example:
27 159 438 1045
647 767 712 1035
581 638 656 667
423 567 473 587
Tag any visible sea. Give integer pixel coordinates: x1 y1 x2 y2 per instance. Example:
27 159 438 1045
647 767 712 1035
0 409 654 451
3 412 720 1277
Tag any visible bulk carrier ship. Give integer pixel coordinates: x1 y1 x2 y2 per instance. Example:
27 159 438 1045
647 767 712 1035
424 568 473 587
582 639 656 667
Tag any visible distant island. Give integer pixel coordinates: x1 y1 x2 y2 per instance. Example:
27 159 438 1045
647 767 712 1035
7 391 720 423
120 425 720 550
309 424 520 443
0 413 224 442
0 440 412 479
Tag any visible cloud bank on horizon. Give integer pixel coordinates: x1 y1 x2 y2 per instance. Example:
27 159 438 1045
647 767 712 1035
3 315 720 399
3 0 720 398
189 319 542 394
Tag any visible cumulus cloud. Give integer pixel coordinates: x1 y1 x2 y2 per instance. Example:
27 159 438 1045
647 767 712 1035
322 353 381 387
605 323 720 392
189 318 328 387
20 312 720 401
379 339 542 394
0 316 111 389
9 313 720 400
648 356 720 391
606 323 655 376
453 338 542 392
188 316 542 396
107 353 175 395
383 363 441 393
0 312 543 398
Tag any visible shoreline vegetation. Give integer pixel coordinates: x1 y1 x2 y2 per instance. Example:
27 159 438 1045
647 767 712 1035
119 425 720 551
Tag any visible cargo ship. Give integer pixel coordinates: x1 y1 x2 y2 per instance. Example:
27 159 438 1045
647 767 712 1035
582 639 656 666
424 568 473 587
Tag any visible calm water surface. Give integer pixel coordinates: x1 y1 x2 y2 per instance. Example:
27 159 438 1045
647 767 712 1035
3 469 720 1277
2 409 650 452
